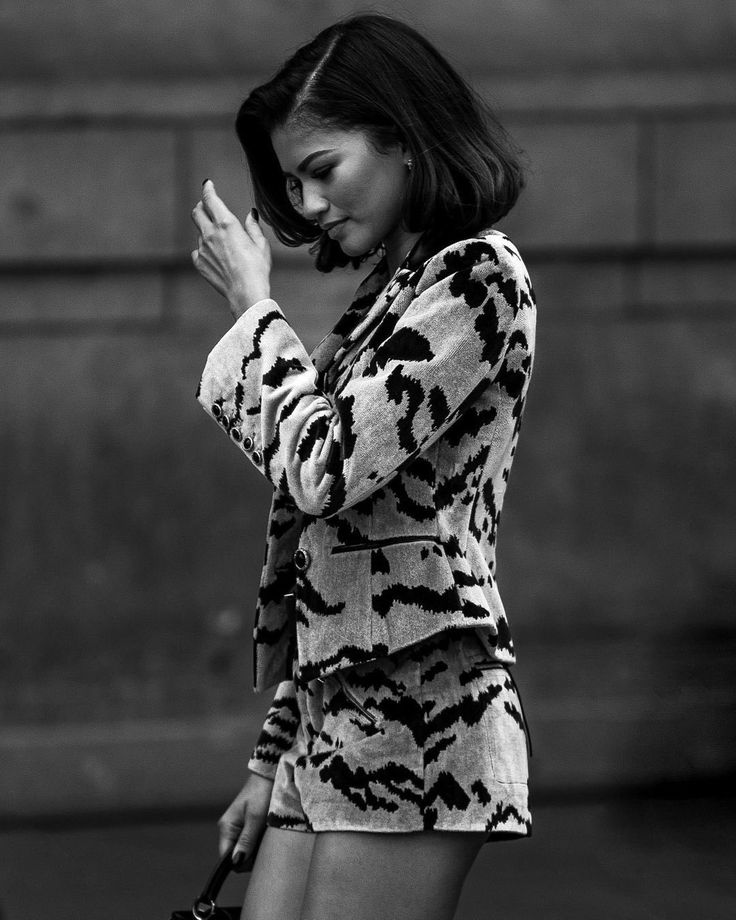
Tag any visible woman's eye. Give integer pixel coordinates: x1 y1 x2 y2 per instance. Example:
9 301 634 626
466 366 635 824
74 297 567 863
313 165 333 180
285 177 303 211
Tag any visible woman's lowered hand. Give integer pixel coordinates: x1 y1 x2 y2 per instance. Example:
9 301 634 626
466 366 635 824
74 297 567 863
218 771 274 872
191 180 272 319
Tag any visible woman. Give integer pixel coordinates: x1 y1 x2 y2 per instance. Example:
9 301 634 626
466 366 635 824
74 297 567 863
191 13 536 920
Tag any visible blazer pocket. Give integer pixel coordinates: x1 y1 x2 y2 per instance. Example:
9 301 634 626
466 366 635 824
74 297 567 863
330 534 441 554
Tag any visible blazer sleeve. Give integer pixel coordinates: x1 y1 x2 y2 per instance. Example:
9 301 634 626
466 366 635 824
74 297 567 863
246 679 299 780
196 235 531 518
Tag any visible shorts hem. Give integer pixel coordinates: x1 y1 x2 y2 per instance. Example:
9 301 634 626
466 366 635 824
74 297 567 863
267 820 531 839
300 816 531 837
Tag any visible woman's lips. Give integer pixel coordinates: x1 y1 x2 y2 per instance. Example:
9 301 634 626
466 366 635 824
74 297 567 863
327 219 348 238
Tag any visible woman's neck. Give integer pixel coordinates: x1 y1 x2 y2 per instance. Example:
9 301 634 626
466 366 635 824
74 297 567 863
384 227 424 276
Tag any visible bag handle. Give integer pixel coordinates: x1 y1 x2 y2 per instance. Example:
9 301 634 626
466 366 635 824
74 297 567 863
191 848 236 920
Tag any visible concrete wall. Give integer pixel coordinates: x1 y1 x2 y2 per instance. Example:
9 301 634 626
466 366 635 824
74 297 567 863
3 1 736 78
1 1 735 819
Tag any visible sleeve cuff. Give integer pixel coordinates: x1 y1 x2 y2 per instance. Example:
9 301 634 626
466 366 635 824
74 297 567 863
247 757 279 782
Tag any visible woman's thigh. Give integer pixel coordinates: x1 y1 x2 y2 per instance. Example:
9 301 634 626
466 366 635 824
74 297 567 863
242 825 316 920
299 830 486 920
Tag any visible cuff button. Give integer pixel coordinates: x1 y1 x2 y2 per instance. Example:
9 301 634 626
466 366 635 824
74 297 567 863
231 428 242 443
242 435 254 451
252 450 262 464
211 403 222 417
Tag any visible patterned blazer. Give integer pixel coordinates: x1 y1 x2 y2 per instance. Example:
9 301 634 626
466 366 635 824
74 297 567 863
196 229 536 774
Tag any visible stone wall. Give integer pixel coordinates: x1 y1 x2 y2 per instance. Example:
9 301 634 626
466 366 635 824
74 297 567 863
1 1 735 818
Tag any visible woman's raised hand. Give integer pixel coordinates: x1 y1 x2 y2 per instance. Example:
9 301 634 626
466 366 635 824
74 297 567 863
191 180 272 318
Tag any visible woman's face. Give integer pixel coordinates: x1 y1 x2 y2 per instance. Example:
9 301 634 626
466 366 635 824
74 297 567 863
270 121 410 258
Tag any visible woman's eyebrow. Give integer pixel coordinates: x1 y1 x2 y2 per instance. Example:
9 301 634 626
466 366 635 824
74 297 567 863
282 148 337 177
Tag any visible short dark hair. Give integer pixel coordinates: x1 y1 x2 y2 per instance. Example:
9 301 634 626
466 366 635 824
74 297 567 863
235 13 526 272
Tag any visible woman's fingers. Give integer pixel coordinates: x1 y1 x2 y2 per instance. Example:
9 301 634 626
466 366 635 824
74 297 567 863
191 182 233 234
218 810 244 858
201 179 234 225
244 208 267 245
190 200 211 235
192 184 261 248
232 807 267 871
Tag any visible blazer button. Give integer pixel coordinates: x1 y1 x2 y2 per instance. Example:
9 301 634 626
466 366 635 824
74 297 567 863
252 450 262 464
293 548 311 571
242 435 254 451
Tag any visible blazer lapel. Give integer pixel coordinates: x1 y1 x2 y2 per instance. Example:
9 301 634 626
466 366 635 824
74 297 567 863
309 256 389 377
309 233 430 383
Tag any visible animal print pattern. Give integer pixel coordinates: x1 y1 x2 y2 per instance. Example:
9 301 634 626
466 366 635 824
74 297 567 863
251 628 531 840
196 229 536 701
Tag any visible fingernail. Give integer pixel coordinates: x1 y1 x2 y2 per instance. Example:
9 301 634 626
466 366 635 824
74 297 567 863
202 178 211 187
232 850 245 866
250 207 259 222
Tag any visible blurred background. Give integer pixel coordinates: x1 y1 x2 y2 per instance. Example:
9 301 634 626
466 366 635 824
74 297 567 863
1 1 734 917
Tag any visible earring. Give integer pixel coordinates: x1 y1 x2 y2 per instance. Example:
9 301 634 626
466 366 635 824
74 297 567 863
406 157 414 171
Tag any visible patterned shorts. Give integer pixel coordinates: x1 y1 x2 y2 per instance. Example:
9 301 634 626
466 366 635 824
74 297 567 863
265 628 532 841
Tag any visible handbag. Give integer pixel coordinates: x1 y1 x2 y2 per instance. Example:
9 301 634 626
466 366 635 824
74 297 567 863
169 846 255 919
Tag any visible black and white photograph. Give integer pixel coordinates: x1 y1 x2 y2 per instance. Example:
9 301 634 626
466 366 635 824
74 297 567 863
0 3 734 918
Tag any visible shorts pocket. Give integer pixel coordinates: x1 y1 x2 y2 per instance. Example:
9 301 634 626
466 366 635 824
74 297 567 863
316 669 385 748
334 670 383 730
480 670 530 784
464 630 532 760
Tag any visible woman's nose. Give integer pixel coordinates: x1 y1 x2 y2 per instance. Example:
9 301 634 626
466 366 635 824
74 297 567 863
300 185 329 221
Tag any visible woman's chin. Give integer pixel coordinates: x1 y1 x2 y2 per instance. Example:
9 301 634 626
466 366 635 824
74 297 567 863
336 241 362 258
337 233 379 258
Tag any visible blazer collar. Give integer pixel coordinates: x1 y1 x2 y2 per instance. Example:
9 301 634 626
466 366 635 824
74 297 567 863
310 235 427 377
308 257 385 375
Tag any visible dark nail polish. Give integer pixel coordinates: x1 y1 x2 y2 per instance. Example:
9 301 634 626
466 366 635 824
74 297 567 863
202 178 211 187
232 850 245 866
251 207 259 222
